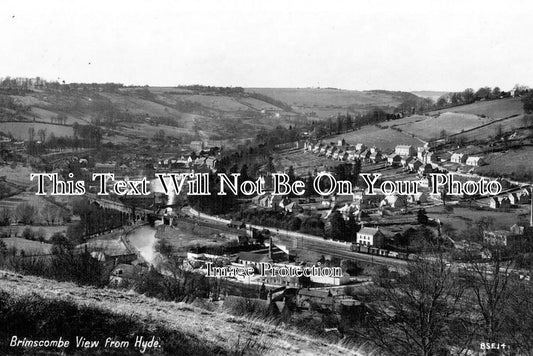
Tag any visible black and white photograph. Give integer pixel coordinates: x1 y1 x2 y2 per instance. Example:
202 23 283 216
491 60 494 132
1 1 533 355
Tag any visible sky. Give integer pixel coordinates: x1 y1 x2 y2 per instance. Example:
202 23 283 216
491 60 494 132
2 0 532 91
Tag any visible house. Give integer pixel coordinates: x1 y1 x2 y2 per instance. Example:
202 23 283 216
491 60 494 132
499 196 511 210
359 149 371 161
356 227 385 247
268 194 283 209
190 141 204 152
204 157 218 170
297 288 333 310
355 143 366 151
339 152 349 161
517 188 531 204
380 195 408 210
401 156 414 167
508 192 519 205
466 156 484 166
450 153 468 164
419 163 434 176
407 192 429 204
417 147 426 161
387 154 402 167
483 229 525 249
109 264 144 288
369 151 382 163
489 197 500 209
326 146 337 158
284 202 303 213
394 145 416 157
408 159 423 172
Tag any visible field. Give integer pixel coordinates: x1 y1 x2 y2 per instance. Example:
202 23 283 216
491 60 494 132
0 164 35 187
274 149 345 176
378 114 428 128
426 205 528 236
156 221 238 252
453 115 528 141
474 146 533 177
0 225 67 240
246 88 418 118
1 237 53 255
328 126 424 150
394 112 498 141
429 98 524 119
0 122 74 140
0 192 69 225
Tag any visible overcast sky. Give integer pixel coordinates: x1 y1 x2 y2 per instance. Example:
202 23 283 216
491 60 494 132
2 0 532 91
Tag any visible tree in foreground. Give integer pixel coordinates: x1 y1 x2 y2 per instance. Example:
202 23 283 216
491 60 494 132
363 253 471 355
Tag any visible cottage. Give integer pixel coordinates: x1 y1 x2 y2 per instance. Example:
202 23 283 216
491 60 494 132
450 153 468 164
483 229 525 249
419 163 434 175
401 156 414 167
408 192 429 204
466 156 484 166
359 149 371 161
408 159 423 172
369 151 382 163
380 195 408 210
387 154 402 167
109 264 144 288
489 197 500 209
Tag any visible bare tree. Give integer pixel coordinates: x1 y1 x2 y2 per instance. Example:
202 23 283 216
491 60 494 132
15 203 37 225
28 127 35 142
363 254 470 355
37 128 46 143
462 246 514 351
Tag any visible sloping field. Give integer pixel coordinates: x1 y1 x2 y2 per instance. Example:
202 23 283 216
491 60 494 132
379 114 428 127
100 92 189 118
119 122 194 139
0 271 364 356
2 237 53 255
0 122 73 140
179 94 251 111
237 97 283 111
430 98 524 119
247 88 408 107
395 112 497 141
454 115 527 141
474 146 533 178
328 126 424 150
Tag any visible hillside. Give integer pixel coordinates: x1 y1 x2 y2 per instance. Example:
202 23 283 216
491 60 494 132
410 91 448 102
0 270 363 356
246 88 420 119
386 98 528 141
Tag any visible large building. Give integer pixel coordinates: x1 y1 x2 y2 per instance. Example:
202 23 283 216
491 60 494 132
356 227 385 247
394 145 416 157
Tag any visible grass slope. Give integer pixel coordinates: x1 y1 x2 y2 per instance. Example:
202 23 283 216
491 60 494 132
0 271 363 356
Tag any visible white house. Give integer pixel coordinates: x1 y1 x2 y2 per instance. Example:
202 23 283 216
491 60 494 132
395 145 416 157
466 156 484 166
356 227 385 247
451 153 467 164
